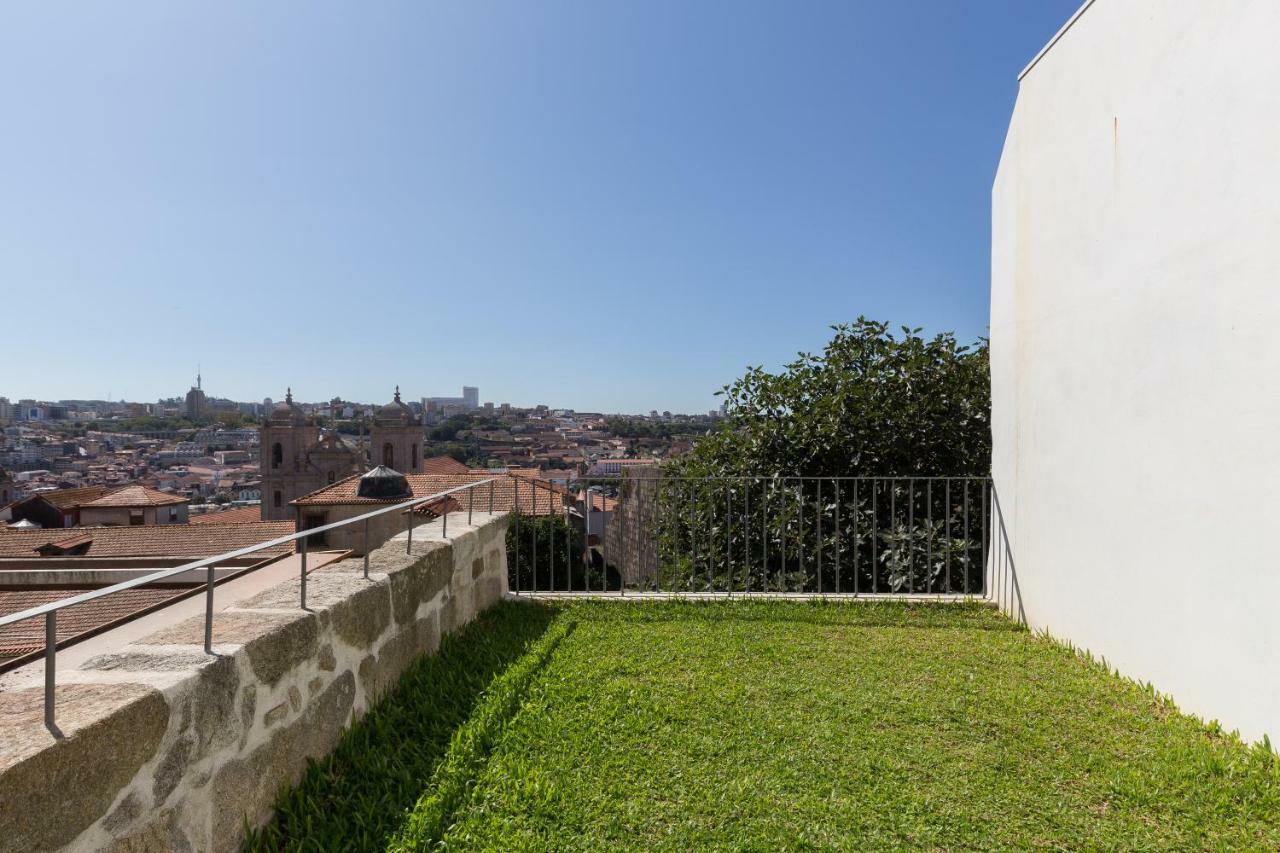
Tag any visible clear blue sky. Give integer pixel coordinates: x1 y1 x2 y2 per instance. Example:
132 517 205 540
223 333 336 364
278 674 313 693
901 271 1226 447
1 1 1079 413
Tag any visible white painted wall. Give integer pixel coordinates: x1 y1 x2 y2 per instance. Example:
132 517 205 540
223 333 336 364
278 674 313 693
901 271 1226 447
991 0 1280 743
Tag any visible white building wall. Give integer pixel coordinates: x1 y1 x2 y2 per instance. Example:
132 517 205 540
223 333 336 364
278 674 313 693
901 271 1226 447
992 0 1280 743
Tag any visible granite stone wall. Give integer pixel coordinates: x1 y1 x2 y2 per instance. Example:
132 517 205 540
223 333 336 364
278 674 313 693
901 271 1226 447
0 515 509 853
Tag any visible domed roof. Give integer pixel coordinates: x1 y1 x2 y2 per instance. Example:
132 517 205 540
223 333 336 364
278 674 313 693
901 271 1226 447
356 465 412 500
374 386 417 426
269 388 308 427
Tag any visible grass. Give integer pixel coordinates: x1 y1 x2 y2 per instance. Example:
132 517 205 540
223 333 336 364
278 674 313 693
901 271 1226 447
251 600 1280 851
245 600 557 851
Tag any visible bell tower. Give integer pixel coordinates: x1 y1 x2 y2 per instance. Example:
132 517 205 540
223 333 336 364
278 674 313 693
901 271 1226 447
369 386 422 473
260 388 319 519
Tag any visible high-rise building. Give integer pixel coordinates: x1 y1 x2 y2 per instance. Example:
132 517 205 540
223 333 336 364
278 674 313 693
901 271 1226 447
463 386 479 410
184 370 207 420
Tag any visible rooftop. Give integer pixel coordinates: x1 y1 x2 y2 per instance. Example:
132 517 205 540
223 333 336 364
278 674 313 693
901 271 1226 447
79 485 186 508
0 521 295 559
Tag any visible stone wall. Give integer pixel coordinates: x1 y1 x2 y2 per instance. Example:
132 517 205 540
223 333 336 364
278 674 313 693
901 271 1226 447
0 515 509 852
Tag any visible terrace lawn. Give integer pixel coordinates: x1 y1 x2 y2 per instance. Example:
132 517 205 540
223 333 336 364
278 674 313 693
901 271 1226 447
252 600 1280 851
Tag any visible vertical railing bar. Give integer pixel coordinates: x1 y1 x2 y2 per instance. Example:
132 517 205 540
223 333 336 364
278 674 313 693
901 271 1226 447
204 562 215 654
514 482 522 595
907 479 914 595
761 479 767 593
817 478 823 595
871 480 878 593
781 478 788 593
963 479 971 596
442 494 448 540
983 479 993 596
550 487 557 593
835 479 841 595
945 478 952 593
45 612 56 729
926 479 933 594
890 481 896 592
489 479 495 515
852 479 858 595
407 505 414 554
532 484 539 591
725 480 732 595
300 534 308 609
468 485 474 527
742 479 747 591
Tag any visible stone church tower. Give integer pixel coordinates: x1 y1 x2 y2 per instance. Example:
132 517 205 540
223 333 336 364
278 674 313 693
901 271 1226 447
260 389 362 520
370 387 422 474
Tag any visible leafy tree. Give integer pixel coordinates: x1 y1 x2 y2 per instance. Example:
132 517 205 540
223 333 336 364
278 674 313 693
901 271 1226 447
672 318 989 478
617 320 992 595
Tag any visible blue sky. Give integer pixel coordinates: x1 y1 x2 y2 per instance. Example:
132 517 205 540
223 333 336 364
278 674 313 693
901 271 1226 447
1 1 1079 413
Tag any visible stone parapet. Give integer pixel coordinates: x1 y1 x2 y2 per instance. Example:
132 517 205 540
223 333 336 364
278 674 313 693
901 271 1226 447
0 514 509 852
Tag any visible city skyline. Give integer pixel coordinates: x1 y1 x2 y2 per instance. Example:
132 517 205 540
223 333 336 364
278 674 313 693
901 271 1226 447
0 2 1077 413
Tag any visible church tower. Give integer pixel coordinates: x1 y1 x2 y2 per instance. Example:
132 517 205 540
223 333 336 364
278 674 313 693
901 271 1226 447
260 389 319 520
369 387 422 473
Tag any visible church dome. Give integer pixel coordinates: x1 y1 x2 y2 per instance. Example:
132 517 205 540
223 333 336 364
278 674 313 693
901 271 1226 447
269 388 308 427
374 386 416 426
356 465 412 500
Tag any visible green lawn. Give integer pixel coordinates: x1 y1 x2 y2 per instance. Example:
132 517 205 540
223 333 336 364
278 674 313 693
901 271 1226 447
253 600 1280 851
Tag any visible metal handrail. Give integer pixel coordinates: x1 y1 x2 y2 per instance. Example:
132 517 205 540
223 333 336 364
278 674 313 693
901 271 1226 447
4 477 498 730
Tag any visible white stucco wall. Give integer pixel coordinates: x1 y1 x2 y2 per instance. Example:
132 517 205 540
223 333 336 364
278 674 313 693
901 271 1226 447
992 0 1280 743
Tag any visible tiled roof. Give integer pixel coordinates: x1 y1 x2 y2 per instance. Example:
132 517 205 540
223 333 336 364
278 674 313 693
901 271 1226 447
0 587 189 658
80 485 187 508
20 485 111 510
0 522 295 560
294 471 575 517
189 506 262 525
422 456 471 475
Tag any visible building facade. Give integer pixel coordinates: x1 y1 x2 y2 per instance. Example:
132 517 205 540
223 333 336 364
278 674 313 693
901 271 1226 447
370 387 422 473
259 389 363 520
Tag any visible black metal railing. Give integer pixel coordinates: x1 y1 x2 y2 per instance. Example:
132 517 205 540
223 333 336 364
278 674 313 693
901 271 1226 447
508 476 1018 604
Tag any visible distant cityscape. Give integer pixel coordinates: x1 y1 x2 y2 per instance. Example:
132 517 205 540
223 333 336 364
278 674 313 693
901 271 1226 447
0 377 727 516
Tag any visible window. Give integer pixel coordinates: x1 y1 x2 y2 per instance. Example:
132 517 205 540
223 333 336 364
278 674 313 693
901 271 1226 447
129 510 144 526
168 507 179 522
273 490 282 508
382 442 394 468
271 442 283 469
327 470 335 484
411 443 419 470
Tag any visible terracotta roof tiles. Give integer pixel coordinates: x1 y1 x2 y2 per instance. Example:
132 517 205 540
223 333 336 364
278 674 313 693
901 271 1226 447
0 522 295 560
80 485 187 508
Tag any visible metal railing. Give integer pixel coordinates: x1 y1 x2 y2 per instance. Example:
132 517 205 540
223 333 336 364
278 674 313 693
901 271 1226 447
508 476 1020 608
0 478 498 730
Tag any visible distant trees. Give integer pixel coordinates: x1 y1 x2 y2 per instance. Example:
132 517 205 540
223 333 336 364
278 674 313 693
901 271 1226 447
605 418 685 440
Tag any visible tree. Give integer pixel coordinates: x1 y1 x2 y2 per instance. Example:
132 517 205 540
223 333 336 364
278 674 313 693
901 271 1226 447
616 319 992 595
671 318 989 479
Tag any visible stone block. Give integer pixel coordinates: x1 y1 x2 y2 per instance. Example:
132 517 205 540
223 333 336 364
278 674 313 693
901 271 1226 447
211 671 355 851
357 610 440 702
388 546 453 625
0 683 168 853
144 609 319 688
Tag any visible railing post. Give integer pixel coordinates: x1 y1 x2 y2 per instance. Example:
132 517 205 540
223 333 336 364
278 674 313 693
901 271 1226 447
488 479 495 515
300 534 308 609
204 562 215 654
44 611 56 730
514 481 522 595
442 500 448 540
363 517 370 579
468 486 474 527
407 508 414 554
